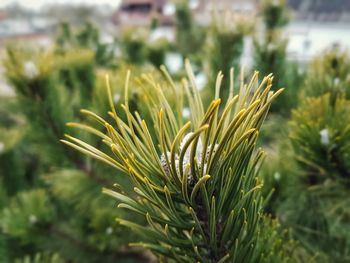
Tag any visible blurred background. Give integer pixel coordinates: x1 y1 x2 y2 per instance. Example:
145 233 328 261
0 0 350 262
1 0 350 97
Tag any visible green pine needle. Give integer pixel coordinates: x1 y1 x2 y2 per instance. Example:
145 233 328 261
62 62 285 262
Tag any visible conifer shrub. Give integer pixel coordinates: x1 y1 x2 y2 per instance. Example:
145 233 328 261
56 22 117 68
253 0 302 114
0 47 149 262
175 0 206 60
259 47 350 261
207 13 253 99
290 94 350 184
119 28 169 69
278 94 350 261
62 61 298 262
120 28 149 66
147 38 169 69
261 0 289 29
1 189 55 243
302 49 350 100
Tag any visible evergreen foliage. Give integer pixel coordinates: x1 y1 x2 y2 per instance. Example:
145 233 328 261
120 29 149 65
147 38 169 69
261 0 289 29
1 5 350 262
56 22 117 68
207 13 253 99
253 0 301 114
273 50 350 261
174 0 206 61
119 28 169 69
62 61 296 262
290 95 350 183
1 189 55 243
302 49 350 100
0 43 149 262
277 94 350 262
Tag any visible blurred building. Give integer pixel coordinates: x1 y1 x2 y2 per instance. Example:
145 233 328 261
113 0 173 26
114 0 261 27
205 0 259 13
287 0 350 62
0 8 53 47
289 0 350 22
191 0 260 26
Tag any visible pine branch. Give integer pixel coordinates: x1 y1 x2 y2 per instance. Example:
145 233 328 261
62 62 290 262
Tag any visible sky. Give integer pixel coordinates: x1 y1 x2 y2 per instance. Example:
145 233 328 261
0 0 121 10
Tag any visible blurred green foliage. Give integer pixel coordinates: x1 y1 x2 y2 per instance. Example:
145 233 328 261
0 32 152 262
119 28 169 69
253 0 302 115
266 53 350 262
174 0 206 61
207 13 253 99
290 95 350 183
302 49 350 100
262 0 289 29
280 100 350 262
56 22 117 68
